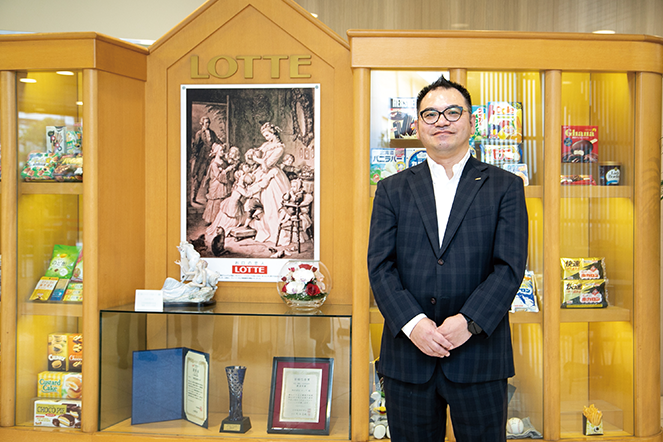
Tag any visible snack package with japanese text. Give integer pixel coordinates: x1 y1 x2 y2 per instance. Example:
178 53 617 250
21 152 60 181
487 101 523 143
510 270 538 312
45 245 82 279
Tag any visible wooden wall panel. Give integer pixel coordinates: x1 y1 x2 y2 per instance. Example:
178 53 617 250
294 0 663 38
145 0 354 306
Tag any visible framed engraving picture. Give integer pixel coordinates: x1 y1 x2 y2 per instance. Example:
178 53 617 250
180 84 321 282
267 357 333 435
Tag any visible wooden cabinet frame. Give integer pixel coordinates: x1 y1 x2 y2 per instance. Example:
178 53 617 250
349 30 662 442
0 33 147 436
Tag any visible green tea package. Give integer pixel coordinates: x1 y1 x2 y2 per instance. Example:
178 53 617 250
44 245 82 279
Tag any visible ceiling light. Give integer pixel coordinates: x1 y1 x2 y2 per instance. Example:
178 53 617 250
20 78 36 83
76 101 83 106
593 30 615 34
57 71 75 76
310 12 318 18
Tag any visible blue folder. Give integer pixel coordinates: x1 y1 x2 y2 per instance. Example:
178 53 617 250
132 347 208 427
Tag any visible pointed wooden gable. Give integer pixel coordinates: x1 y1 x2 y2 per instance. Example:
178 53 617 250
144 0 353 304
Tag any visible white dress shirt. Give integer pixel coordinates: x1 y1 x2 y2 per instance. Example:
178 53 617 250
402 149 471 337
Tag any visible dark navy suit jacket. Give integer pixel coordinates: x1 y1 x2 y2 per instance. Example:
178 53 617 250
367 156 528 385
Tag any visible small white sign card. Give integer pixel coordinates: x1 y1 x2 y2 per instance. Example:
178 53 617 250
134 289 164 312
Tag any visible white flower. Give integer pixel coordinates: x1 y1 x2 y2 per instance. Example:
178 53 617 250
285 281 306 295
292 268 315 284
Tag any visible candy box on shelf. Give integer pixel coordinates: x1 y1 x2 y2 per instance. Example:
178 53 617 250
389 97 417 139
29 276 59 301
487 101 523 142
37 371 82 399
46 126 67 155
561 125 598 163
67 333 83 372
34 398 81 428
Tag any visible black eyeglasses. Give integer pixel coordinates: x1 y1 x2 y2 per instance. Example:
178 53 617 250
419 105 467 124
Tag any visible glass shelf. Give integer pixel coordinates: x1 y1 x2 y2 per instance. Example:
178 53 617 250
101 302 352 317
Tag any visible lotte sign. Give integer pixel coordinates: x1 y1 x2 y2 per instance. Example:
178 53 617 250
232 265 268 275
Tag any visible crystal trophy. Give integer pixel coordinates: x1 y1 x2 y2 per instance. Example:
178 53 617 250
220 365 251 433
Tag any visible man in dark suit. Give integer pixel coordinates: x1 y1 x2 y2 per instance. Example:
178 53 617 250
367 76 528 442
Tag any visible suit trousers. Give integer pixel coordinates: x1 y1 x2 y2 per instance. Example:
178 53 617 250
383 361 508 442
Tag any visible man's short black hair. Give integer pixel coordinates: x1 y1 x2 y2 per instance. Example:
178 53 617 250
417 75 473 113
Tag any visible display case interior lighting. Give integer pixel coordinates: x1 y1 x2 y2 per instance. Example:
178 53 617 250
19 77 36 83
76 101 83 106
57 71 75 76
593 30 616 34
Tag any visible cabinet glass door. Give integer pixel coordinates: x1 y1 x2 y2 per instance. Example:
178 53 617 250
466 70 545 436
559 72 634 438
367 69 545 438
15 70 84 428
368 70 448 307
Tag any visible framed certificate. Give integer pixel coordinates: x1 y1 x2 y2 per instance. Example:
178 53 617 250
267 357 333 435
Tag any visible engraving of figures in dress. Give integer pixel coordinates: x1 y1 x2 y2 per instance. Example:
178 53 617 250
183 86 319 274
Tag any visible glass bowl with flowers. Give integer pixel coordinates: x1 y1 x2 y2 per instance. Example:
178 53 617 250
276 260 331 310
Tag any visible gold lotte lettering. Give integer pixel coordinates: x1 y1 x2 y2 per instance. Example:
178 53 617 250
190 54 312 79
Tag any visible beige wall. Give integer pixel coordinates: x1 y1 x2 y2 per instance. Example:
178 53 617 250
0 0 206 42
0 0 662 42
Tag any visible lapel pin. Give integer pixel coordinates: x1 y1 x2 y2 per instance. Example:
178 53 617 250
475 177 481 181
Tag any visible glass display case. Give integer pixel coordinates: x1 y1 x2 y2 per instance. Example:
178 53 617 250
99 303 352 439
0 33 148 436
349 30 661 442
558 72 635 437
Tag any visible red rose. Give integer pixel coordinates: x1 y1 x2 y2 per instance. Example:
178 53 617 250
300 263 312 270
306 283 321 297
281 285 288 293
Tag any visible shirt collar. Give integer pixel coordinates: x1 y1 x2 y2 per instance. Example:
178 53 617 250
427 148 471 183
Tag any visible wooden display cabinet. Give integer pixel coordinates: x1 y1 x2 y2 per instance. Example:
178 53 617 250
349 31 662 441
0 13 660 442
0 33 148 439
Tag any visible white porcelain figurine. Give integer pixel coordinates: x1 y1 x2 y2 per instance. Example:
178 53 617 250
162 241 220 304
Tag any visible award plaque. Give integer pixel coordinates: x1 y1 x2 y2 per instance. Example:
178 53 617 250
267 357 333 435
220 366 251 433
